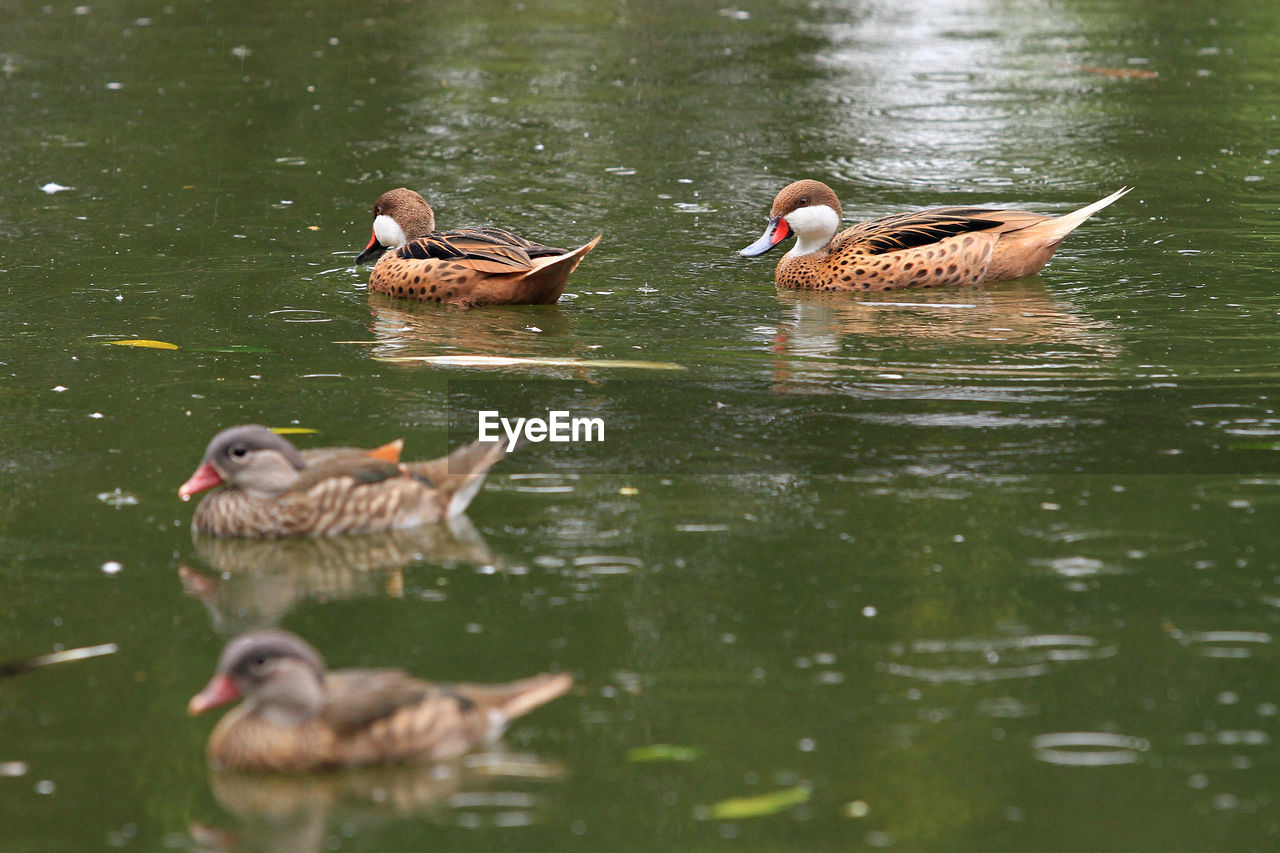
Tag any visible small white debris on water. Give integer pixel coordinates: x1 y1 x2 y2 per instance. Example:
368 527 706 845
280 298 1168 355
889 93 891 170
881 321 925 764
231 45 251 58
35 780 55 795
105 82 122 90
52 385 68 392
89 412 104 419
40 183 73 194
101 561 123 575
862 605 877 617
0 762 28 777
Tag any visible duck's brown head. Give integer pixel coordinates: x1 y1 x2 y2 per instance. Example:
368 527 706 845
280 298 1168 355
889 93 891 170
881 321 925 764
740 179 843 258
178 425 306 501
188 630 327 725
356 188 438 264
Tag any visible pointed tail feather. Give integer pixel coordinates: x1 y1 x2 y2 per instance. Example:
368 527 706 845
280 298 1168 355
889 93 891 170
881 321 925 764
1031 186 1132 244
404 438 511 518
462 672 574 722
531 235 601 274
515 235 602 304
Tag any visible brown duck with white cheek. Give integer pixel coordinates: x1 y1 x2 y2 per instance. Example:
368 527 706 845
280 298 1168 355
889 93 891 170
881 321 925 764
355 188 601 307
740 179 1130 291
178 425 510 538
188 630 573 772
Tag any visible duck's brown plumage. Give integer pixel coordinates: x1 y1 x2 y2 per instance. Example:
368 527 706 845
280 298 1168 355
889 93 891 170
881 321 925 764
355 188 600 307
740 179 1130 291
178 425 510 538
188 630 573 772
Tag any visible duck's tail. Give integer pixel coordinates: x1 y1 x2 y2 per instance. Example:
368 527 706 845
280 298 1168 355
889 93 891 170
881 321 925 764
404 439 511 519
513 235 602 304
984 186 1131 281
1033 186 1132 245
465 672 574 723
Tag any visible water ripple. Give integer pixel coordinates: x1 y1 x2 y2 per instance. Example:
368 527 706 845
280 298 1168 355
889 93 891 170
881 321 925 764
884 633 1113 683
1032 732 1150 766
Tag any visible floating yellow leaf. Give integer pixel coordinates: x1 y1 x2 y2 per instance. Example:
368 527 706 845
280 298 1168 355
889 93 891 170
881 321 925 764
307 225 321 231
105 339 178 350
701 786 811 820
270 427 318 435
626 744 700 763
374 355 685 371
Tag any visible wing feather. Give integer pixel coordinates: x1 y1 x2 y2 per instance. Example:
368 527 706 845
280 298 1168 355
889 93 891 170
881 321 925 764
841 209 1008 255
394 227 568 272
321 670 437 735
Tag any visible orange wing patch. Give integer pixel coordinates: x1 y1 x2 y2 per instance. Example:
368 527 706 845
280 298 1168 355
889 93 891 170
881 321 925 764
369 439 404 464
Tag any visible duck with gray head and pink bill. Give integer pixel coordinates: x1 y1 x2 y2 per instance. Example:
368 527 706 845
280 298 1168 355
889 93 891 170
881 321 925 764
740 179 1130 291
178 425 511 538
188 629 573 772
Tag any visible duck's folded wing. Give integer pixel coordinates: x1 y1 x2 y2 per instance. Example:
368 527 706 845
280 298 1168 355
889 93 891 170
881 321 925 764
395 228 566 273
843 208 1011 254
469 227 567 258
321 669 445 735
290 453 405 492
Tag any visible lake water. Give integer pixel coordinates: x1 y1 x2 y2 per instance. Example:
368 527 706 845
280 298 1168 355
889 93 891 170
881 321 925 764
3 0 1280 850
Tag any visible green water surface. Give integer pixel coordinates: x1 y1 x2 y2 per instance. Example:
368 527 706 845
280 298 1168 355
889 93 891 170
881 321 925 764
3 0 1280 850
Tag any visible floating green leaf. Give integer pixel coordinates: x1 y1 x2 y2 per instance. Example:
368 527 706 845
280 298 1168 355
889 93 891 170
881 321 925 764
105 339 178 350
626 744 702 763
701 786 811 820
270 427 318 435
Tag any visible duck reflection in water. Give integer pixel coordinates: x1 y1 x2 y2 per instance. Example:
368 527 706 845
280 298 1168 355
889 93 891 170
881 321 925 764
767 279 1121 387
189 753 563 853
179 518 496 635
364 293 576 363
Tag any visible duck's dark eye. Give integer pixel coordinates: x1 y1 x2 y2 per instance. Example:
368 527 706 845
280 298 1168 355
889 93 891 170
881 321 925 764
798 197 810 206
230 445 248 459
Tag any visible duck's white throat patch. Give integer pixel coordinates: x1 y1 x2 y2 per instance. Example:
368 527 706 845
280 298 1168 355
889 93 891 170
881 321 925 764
784 205 841 256
372 214 408 249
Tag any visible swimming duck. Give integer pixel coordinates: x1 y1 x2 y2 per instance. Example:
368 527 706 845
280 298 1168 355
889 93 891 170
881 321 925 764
188 629 573 772
354 188 601 307
178 425 509 538
740 180 1130 291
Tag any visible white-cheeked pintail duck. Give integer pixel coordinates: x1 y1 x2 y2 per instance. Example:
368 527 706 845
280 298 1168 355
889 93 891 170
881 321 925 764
178 425 509 538
188 630 573 772
355 188 601 307
740 180 1130 291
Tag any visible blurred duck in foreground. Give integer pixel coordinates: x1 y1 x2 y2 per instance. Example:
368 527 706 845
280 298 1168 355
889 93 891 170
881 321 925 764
178 425 509 538
740 179 1130 291
188 630 573 772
